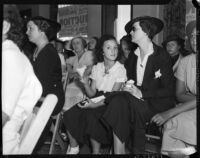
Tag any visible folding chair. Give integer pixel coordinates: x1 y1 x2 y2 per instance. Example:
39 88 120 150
145 122 162 154
49 111 66 154
18 94 58 154
48 72 69 154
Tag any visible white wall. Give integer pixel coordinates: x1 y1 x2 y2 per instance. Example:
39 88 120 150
115 5 131 43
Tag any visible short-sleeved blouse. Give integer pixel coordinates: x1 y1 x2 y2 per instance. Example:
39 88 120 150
90 61 127 92
175 54 196 95
66 50 94 71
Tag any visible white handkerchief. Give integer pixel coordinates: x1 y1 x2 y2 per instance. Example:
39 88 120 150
90 95 105 103
155 69 162 79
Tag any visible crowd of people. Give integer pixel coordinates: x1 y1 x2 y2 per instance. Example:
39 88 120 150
2 4 197 157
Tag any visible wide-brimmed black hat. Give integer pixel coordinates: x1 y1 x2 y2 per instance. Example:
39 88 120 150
125 16 164 35
29 16 61 41
186 20 196 37
162 34 185 48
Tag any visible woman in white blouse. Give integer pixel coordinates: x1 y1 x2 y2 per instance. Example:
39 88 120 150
63 35 127 154
2 5 42 154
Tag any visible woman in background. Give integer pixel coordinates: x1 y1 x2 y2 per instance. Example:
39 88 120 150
162 34 189 73
119 34 137 64
2 5 42 154
152 20 197 158
63 36 95 111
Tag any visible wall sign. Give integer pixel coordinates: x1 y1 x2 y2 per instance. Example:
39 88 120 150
58 5 88 38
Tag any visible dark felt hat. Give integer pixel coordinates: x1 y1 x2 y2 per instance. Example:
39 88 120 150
29 16 61 41
186 20 196 37
162 34 185 48
125 16 164 35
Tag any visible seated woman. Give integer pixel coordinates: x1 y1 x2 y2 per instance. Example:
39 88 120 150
64 36 95 111
26 16 65 153
101 16 175 154
2 5 42 154
162 34 190 73
119 34 137 64
152 20 196 158
63 35 127 154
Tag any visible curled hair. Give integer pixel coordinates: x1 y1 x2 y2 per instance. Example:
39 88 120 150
29 19 52 41
70 36 87 50
139 20 157 40
3 5 25 50
95 34 120 62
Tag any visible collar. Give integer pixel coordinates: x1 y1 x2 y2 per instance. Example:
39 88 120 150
134 42 154 57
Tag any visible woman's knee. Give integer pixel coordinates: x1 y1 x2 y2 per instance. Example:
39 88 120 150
109 95 128 109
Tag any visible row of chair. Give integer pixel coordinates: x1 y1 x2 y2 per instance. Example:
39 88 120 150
17 70 162 154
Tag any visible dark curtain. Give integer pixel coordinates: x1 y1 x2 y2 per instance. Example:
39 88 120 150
101 5 117 36
163 0 186 40
50 5 58 21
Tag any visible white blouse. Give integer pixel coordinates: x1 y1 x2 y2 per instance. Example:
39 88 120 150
66 50 94 72
90 61 127 92
2 40 42 154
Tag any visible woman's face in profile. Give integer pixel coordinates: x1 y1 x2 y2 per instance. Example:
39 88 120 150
26 21 42 44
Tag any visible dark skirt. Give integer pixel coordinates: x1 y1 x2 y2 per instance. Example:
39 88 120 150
62 91 114 145
63 105 89 145
102 91 155 154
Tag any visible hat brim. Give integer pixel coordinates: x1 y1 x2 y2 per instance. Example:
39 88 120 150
125 16 164 35
162 35 185 47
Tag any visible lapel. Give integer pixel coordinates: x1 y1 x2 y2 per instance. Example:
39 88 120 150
127 53 137 81
142 43 159 87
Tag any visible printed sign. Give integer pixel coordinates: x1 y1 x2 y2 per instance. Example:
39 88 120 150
58 5 88 38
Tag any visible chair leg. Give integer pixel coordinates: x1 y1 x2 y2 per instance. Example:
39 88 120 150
49 114 61 154
55 131 66 151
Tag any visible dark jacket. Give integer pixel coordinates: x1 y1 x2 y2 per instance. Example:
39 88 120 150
124 43 175 113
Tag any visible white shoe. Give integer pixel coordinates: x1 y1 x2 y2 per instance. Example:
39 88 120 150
66 145 79 154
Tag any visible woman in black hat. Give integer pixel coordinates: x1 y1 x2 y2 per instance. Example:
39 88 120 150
162 34 190 73
152 20 197 158
101 16 175 154
26 16 65 152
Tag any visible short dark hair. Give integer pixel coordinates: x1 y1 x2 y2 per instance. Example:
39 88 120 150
3 5 25 50
70 36 87 50
95 34 120 62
